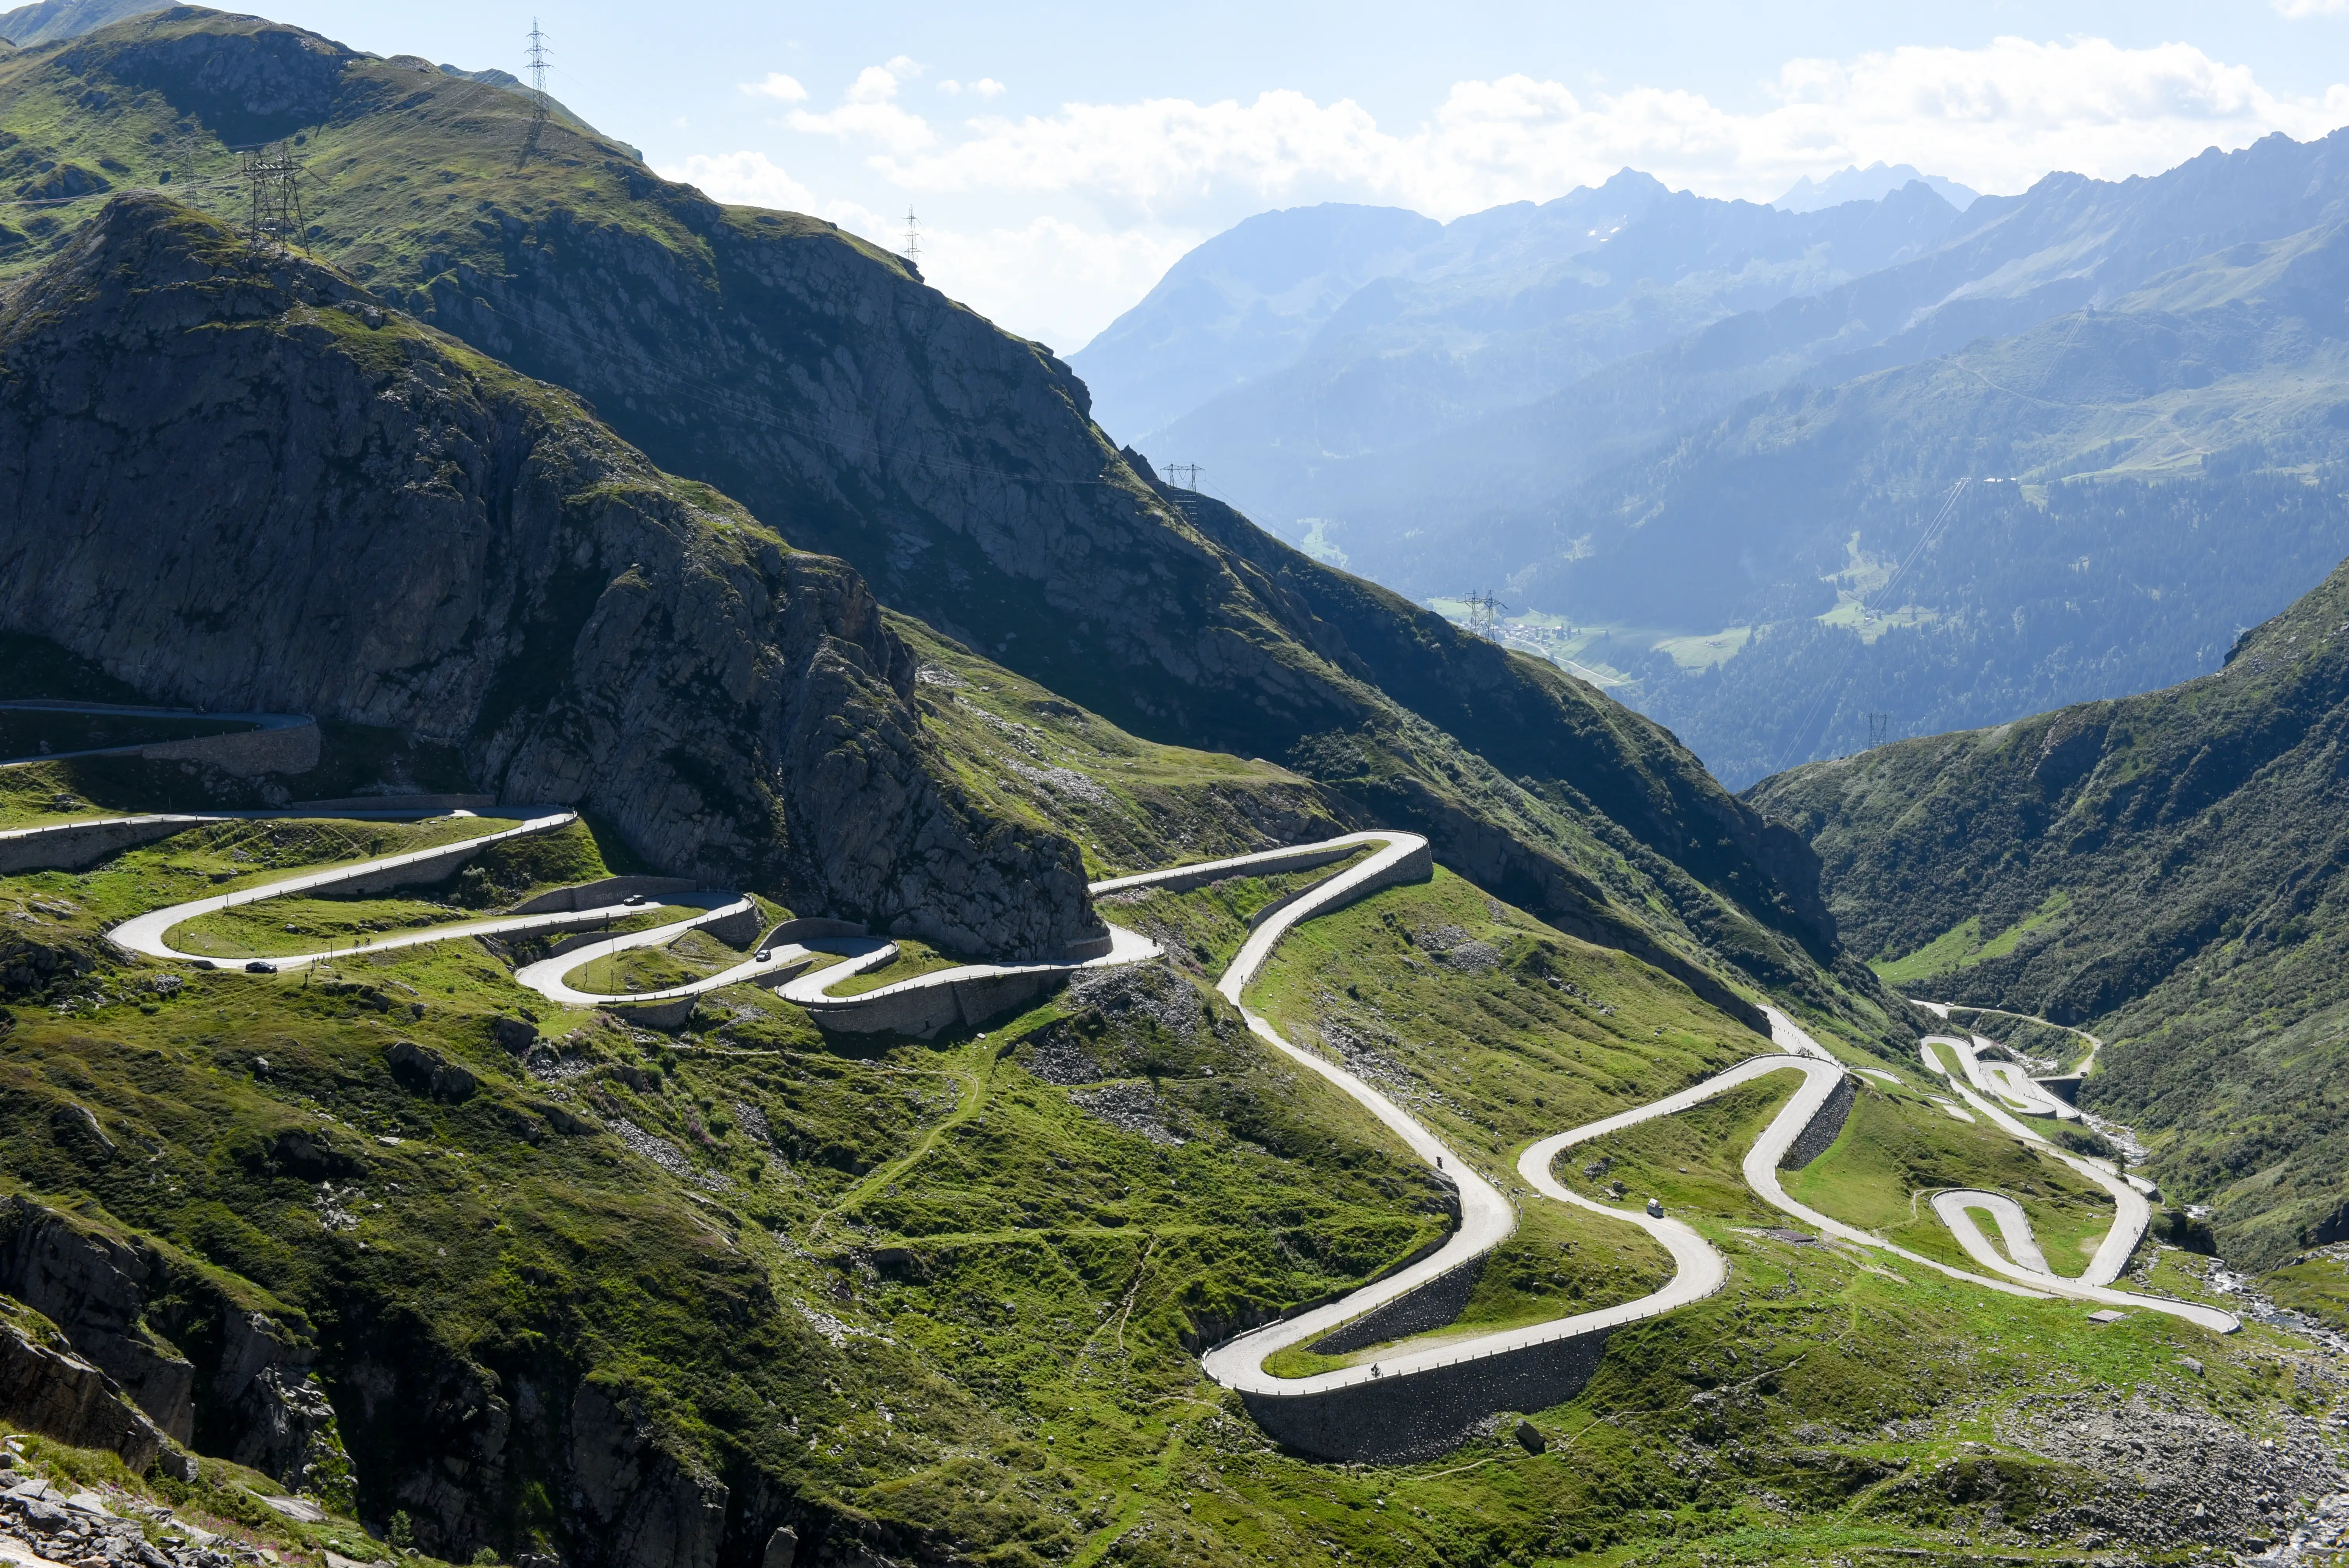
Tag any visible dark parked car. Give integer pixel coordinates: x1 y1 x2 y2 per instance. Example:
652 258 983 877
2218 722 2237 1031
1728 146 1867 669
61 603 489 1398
245 959 278 974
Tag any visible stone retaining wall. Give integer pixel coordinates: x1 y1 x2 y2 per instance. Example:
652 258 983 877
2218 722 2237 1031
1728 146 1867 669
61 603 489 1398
1263 837 1432 938
138 720 320 779
1312 1253 1487 1356
607 996 695 1030
330 836 511 896
0 816 202 874
1780 1073 1856 1171
1240 1326 1613 1464
701 903 760 948
508 876 700 915
1109 840 1364 898
804 966 1068 1041
762 916 867 946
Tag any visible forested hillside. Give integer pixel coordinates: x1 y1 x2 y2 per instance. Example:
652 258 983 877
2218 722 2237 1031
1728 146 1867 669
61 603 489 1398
1521 213 2349 782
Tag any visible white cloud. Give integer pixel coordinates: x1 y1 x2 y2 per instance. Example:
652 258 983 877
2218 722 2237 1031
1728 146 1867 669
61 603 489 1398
789 56 935 155
797 36 2349 219
896 214 1198 350
639 170 1180 346
673 36 2349 343
741 72 807 103
2275 0 2349 15
658 149 816 213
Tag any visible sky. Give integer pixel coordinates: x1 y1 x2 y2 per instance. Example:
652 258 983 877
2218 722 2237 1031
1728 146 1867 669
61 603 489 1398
253 2 2349 351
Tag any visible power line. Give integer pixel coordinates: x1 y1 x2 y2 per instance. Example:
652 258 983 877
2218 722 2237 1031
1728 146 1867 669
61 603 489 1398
238 143 304 252
1461 589 1509 641
521 18 552 162
903 205 920 269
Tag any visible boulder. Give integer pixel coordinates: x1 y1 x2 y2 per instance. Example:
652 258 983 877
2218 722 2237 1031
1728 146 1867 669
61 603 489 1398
0 1198 193 1441
386 1040 479 1103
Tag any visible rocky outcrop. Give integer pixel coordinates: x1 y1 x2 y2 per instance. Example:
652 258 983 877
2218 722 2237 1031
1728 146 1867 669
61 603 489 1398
385 1040 478 1103
566 1386 725 1568
0 1198 193 1441
0 1197 335 1490
197 1310 340 1487
0 195 1098 957
0 931 97 999
0 1312 170 1472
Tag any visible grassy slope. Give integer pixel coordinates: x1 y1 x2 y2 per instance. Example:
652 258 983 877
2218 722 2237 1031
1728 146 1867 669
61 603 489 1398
2 814 2329 1566
1780 1086 2117 1277
1748 554 2349 1270
889 617 1346 884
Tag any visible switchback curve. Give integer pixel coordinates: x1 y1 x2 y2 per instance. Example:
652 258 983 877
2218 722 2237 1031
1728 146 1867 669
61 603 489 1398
86 811 2235 1463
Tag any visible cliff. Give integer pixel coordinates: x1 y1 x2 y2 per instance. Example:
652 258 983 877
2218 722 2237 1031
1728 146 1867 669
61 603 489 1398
0 194 1099 957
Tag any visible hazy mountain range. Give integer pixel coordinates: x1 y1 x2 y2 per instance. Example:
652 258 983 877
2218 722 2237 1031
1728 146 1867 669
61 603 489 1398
1075 134 2349 785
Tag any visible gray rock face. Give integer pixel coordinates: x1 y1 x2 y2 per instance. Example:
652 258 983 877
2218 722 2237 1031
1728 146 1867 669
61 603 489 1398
386 1040 478 1103
0 1196 335 1491
566 1385 724 1568
0 1315 169 1471
205 1310 340 1488
0 196 1097 957
0 1197 193 1441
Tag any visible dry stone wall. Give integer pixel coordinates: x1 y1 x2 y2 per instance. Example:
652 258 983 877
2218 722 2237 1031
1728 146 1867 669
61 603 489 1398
1240 1327 1613 1465
1779 1073 1856 1171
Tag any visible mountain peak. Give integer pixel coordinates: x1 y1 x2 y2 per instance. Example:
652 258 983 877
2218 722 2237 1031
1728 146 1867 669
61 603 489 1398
1775 160 1978 212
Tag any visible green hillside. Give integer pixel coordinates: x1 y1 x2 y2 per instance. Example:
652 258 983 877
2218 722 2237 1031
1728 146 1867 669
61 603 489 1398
0 7 1899 1039
1748 553 2349 1269
5 782 2326 1567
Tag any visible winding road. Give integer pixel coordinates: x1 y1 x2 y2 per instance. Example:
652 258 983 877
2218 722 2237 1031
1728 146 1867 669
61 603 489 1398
74 809 2234 1454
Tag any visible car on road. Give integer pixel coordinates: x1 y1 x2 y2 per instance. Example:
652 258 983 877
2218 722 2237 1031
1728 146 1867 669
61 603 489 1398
245 959 278 974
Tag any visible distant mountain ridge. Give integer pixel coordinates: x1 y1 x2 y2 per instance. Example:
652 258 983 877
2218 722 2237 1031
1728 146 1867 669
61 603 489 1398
1072 169 1963 518
1774 161 1977 212
0 0 159 45
1072 201 1440 442
1079 127 2349 789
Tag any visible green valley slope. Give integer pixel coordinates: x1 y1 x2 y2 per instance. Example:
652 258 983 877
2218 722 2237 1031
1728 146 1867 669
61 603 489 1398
1747 554 2349 1268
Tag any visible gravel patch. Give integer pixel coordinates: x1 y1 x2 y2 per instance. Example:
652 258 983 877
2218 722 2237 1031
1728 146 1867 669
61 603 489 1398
1070 1080 1185 1145
1413 923 1503 971
610 1115 731 1191
1996 1390 2342 1554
